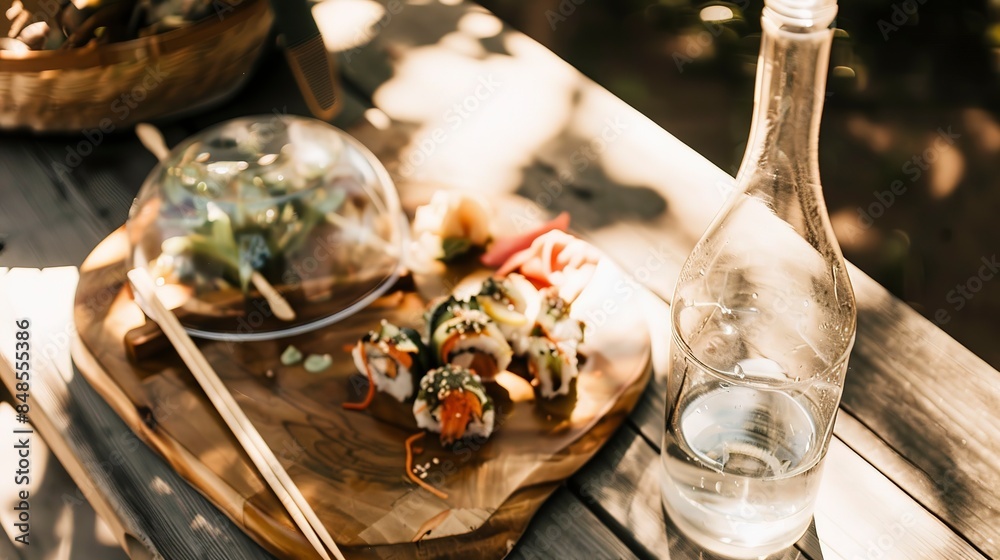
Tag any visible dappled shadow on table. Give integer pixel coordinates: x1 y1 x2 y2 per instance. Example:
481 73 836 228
845 297 995 545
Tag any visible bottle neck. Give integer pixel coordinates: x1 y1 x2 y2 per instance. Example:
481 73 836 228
737 13 833 192
735 10 835 243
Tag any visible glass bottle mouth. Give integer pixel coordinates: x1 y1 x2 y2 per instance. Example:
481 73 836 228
763 0 837 31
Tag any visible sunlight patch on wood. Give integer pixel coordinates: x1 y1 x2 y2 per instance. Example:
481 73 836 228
150 476 174 496
364 108 392 130
458 11 503 39
313 0 387 52
438 31 487 58
0 403 49 542
54 503 74 560
95 513 121 547
373 37 576 196
82 229 130 272
190 513 225 538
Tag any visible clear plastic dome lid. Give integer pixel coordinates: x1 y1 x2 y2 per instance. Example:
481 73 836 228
126 116 406 341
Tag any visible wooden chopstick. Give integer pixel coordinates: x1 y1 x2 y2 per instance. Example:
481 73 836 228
127 268 346 560
250 271 296 321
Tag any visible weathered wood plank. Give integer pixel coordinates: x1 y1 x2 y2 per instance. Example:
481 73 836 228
812 439 986 560
509 486 638 560
0 142 108 268
0 523 21 560
0 268 273 560
0 402 127 560
833 408 996 558
0 267 138 559
842 272 1000 555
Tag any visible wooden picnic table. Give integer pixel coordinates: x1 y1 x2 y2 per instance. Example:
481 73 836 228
1 1 999 558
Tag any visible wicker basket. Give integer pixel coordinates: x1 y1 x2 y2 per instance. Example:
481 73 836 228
0 0 273 133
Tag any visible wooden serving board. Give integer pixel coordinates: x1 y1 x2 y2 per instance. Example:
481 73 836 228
73 227 652 559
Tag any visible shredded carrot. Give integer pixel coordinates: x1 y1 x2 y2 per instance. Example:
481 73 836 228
343 343 376 410
405 432 448 500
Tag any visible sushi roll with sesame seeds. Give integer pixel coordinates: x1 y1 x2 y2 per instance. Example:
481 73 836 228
525 335 579 398
352 321 430 402
534 287 585 350
424 294 480 342
475 274 539 355
413 364 495 445
432 308 512 381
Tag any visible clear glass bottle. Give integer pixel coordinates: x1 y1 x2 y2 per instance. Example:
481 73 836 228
659 1 856 557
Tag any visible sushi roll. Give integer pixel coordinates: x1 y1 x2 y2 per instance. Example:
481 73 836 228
475 274 539 355
525 336 579 398
424 294 480 342
432 309 512 381
352 321 430 402
413 364 495 445
535 287 585 350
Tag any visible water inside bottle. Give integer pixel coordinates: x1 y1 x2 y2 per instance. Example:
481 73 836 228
660 356 828 557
